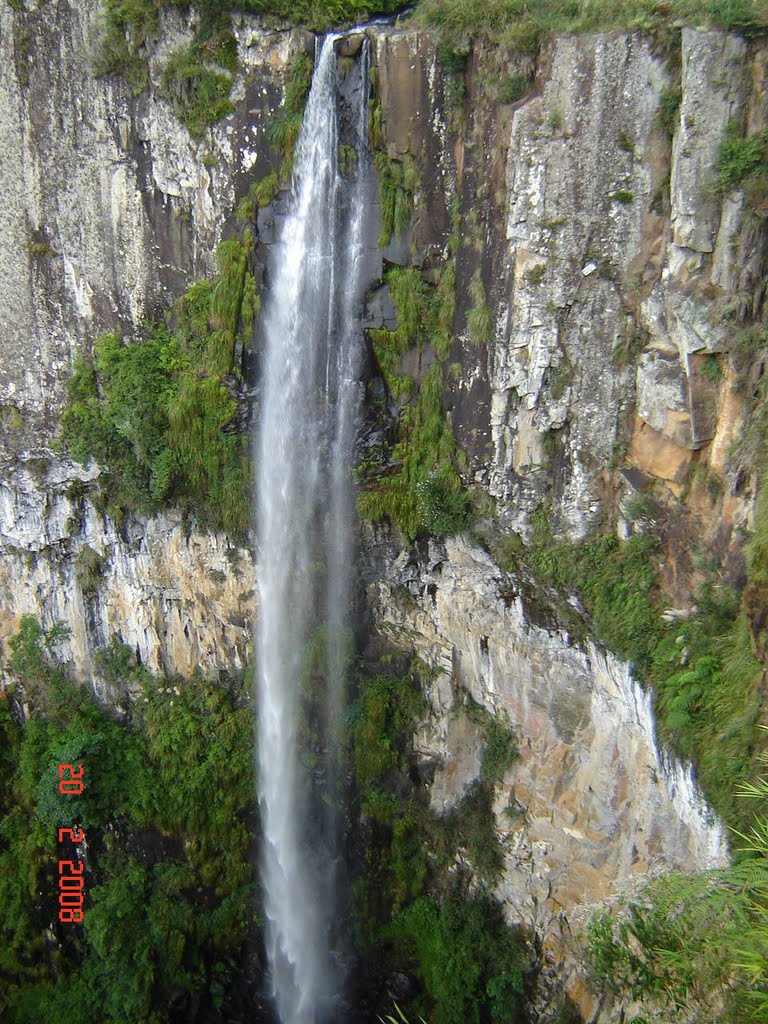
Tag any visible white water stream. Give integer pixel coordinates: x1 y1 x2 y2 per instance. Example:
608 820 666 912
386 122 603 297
255 35 369 1024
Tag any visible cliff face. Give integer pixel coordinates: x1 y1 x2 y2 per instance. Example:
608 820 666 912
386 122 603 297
0 461 253 683
2 6 762 683
0 0 303 455
374 24 766 596
363 532 727 1020
0 0 297 677
0 4 763 1019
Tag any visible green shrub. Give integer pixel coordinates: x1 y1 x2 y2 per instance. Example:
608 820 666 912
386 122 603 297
161 37 236 139
718 119 768 204
369 259 456 383
93 0 158 94
61 235 256 539
234 0 406 29
351 672 426 798
390 893 528 1024
708 0 768 34
193 25 239 70
236 170 280 222
28 241 53 257
443 781 504 883
360 256 468 540
586 758 768 1020
358 363 470 540
524 262 546 286
74 545 106 598
269 52 314 171
368 98 384 149
95 637 139 683
388 266 434 347
657 84 681 137
480 716 518 783
339 143 358 175
368 266 433 396
376 152 417 246
415 477 472 538
93 1 409 98
434 259 456 358
497 73 530 104
701 354 722 382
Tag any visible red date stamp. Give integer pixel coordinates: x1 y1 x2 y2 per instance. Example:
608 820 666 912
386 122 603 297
57 763 85 923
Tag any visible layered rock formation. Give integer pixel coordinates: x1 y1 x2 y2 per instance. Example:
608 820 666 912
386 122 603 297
0 0 304 457
0 458 253 684
0 0 285 677
2 2 763 675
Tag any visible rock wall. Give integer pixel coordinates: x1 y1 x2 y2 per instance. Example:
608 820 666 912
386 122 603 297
0 9 758 1019
371 24 767 601
0 458 254 687
0 0 303 457
1 7 764 668
363 532 727 1021
0 0 296 670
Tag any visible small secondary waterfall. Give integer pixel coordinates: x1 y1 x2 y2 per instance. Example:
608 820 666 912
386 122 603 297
255 34 370 1024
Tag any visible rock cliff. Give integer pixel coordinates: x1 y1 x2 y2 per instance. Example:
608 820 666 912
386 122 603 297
363 532 727 1020
0 3 763 1019
373 23 766 598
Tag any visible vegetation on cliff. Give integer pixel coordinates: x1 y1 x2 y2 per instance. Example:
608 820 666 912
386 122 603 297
349 664 529 1023
358 170 470 542
376 152 418 247
268 51 314 175
61 234 256 539
88 0 768 143
587 743 768 1020
417 0 768 55
718 115 768 216
94 0 404 106
0 617 257 1024
160 27 238 137
358 359 471 541
0 621 527 1023
493 515 764 835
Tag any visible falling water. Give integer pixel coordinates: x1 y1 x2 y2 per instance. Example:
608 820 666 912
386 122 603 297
255 34 370 1024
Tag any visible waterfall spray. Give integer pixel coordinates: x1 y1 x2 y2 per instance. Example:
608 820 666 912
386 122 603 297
254 34 370 1024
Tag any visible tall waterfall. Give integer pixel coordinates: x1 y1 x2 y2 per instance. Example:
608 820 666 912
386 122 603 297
255 34 370 1024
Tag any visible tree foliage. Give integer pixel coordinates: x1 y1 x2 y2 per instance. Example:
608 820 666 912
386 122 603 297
390 893 527 1024
0 617 257 1023
349 665 528 1020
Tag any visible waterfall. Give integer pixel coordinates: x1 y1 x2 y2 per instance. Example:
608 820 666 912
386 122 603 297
254 34 370 1024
